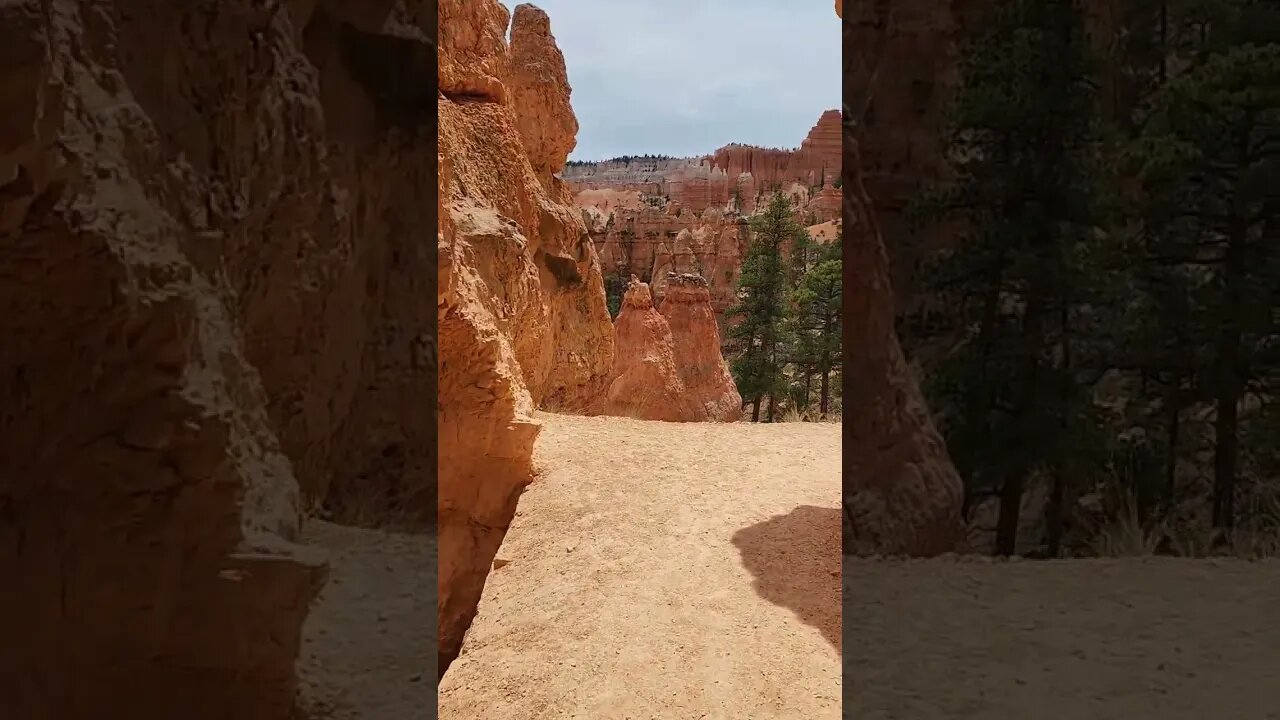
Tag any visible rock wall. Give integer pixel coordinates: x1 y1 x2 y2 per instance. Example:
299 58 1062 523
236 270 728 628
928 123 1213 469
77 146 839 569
437 0 614 671
841 2 965 555
846 0 983 315
0 0 450 716
598 277 702 422
659 274 742 422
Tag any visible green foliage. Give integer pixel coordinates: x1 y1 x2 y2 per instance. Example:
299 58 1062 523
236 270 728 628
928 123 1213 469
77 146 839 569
918 0 1102 514
908 0 1280 550
788 257 843 416
726 194 794 412
604 274 628 318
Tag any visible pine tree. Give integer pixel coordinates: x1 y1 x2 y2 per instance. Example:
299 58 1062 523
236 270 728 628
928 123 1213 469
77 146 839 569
1129 44 1280 530
727 193 794 421
913 0 1100 555
789 254 843 418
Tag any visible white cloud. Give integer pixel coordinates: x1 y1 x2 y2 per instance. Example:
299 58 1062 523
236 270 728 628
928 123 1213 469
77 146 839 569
497 1 840 161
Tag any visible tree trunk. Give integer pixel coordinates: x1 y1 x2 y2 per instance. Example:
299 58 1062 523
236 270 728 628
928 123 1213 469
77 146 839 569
994 288 1047 556
1164 384 1181 509
1045 474 1066 558
1213 183 1247 531
766 393 776 423
1213 386 1239 530
751 398 761 423
820 369 831 417
995 474 1024 557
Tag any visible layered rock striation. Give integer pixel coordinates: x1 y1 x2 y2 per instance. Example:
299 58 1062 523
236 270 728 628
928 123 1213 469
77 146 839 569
438 0 614 671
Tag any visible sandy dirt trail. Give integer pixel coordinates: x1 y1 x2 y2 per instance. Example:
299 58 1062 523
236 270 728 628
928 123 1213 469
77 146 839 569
845 556 1280 720
296 521 437 720
439 412 843 719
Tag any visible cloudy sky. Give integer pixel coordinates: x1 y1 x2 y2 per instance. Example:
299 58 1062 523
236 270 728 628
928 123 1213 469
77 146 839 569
499 0 840 162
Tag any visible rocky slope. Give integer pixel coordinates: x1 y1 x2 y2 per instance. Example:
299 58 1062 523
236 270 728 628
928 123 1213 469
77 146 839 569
1 1 447 717
841 1 965 555
437 0 614 672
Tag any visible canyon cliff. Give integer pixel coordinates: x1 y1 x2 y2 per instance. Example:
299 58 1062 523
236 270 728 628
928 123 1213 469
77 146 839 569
438 0 614 670
1 0 446 717
841 1 966 555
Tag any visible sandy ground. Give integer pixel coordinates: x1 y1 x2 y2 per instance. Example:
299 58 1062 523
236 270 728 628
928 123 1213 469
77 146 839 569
438 412 843 719
295 521 436 720
845 556 1280 720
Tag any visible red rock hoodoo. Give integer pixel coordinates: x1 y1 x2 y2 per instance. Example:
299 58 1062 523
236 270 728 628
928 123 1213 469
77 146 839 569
659 274 743 422
598 277 703 422
562 109 842 217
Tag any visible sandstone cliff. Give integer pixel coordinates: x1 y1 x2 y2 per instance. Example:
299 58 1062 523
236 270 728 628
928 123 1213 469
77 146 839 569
0 0 451 716
659 274 742 422
438 0 614 671
841 2 965 555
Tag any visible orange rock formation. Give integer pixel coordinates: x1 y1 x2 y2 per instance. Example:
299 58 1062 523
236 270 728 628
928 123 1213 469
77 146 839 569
589 203 748 331
598 277 702 422
438 0 614 671
659 274 743 422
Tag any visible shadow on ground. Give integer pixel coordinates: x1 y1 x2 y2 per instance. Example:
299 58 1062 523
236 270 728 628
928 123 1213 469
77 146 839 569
732 505 841 650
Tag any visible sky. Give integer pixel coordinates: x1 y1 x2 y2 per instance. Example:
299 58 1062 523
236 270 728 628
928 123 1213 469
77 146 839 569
498 0 840 162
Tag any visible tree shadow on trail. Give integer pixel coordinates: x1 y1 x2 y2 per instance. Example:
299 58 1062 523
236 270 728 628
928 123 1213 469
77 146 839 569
732 505 841 651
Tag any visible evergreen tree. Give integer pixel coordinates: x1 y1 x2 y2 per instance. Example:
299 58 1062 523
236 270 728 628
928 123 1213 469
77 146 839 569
912 0 1100 555
727 193 794 421
789 254 843 417
1128 44 1280 530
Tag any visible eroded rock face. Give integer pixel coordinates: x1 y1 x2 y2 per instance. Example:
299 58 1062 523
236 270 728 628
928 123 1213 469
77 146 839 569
598 277 703 422
842 0 964 555
0 0 475 715
506 4 578 185
659 274 742 422
437 0 614 671
585 200 750 333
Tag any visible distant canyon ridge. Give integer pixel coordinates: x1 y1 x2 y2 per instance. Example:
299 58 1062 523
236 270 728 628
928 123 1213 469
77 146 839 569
562 110 843 333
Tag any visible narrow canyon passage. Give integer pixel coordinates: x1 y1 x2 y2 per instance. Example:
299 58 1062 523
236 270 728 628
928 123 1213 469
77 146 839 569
845 557 1280 719
439 413 842 719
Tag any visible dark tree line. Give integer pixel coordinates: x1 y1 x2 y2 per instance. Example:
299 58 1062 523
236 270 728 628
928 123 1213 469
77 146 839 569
907 0 1280 556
